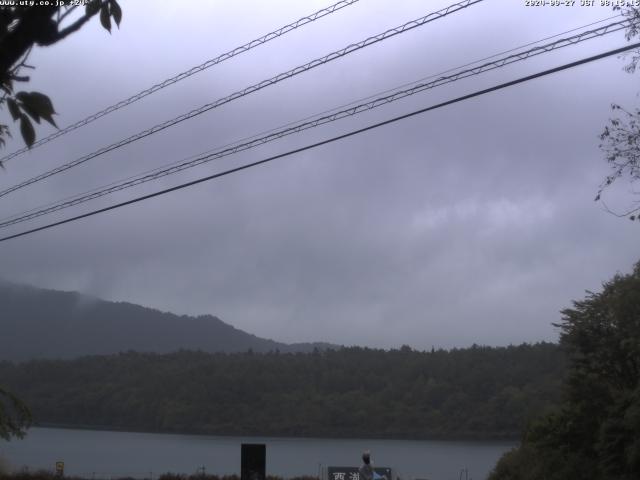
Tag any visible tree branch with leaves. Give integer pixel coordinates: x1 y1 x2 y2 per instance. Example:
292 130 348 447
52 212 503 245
596 6 640 221
597 103 640 220
0 386 31 441
0 0 122 160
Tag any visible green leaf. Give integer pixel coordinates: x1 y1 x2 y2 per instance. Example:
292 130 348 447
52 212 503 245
16 91 57 127
6 97 20 121
19 103 41 124
20 114 35 148
41 112 57 128
100 3 111 33
85 0 101 16
110 0 122 27
23 91 55 115
15 94 41 124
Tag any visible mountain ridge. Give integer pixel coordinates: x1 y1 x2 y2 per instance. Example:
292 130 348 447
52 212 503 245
0 281 337 361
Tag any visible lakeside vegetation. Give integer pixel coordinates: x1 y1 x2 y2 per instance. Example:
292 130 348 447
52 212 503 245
0 472 317 480
489 262 640 480
0 343 564 440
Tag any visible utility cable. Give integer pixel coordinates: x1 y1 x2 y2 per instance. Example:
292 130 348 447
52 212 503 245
1 41 638 244
0 18 628 229
292 12 625 124
0 0 361 165
0 0 484 199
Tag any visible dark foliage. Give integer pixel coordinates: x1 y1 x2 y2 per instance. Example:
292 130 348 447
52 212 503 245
0 386 31 440
0 343 564 440
0 472 315 480
489 261 640 480
0 1 122 153
597 7 640 219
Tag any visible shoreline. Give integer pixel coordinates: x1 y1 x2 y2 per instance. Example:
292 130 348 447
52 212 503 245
32 422 520 443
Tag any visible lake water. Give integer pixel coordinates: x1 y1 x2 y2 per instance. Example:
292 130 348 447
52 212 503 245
0 427 515 480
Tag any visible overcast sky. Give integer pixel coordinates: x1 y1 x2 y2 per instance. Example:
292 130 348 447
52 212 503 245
0 0 638 349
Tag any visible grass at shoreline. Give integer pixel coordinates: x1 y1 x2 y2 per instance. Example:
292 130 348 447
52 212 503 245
0 472 319 480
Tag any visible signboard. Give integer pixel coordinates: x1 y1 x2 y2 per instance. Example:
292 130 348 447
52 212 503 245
55 461 64 477
241 443 266 480
327 466 392 480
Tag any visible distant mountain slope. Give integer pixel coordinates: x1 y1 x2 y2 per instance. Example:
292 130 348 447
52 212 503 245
0 281 336 361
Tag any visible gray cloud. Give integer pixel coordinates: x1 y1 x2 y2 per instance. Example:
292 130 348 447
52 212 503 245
1 0 638 350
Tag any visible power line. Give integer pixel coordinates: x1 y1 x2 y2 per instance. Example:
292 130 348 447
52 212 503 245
15 12 618 217
0 18 628 227
299 13 625 121
3 12 621 220
0 0 362 165
0 0 484 199
0 18 628 229
1 41 638 244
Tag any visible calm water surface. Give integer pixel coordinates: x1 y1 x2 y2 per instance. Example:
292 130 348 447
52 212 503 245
0 427 515 480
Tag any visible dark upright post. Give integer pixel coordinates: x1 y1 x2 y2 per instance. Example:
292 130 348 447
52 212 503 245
241 443 266 480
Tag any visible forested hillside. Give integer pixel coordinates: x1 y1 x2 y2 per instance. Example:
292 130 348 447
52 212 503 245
0 343 565 439
0 282 333 361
